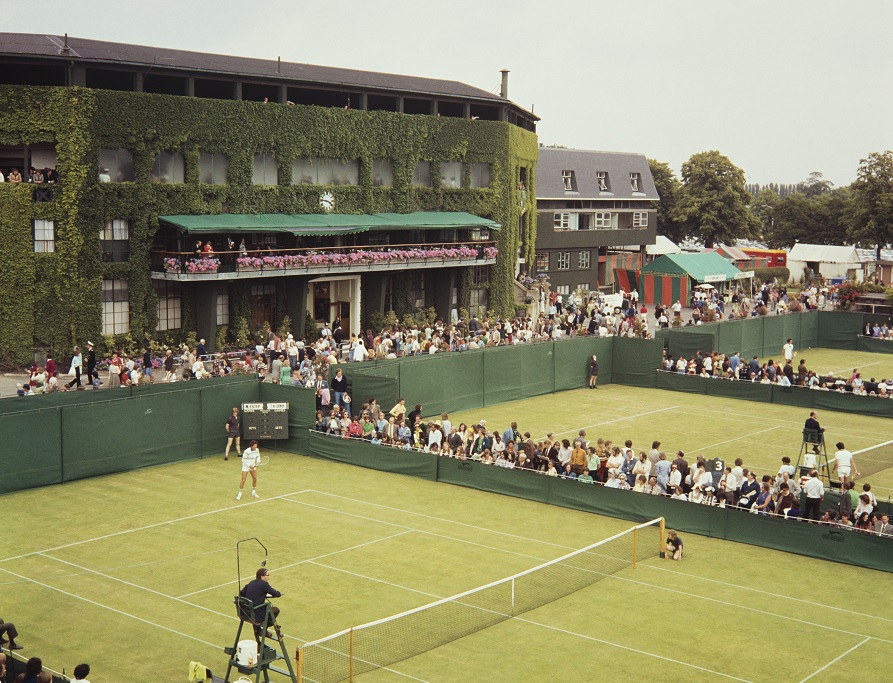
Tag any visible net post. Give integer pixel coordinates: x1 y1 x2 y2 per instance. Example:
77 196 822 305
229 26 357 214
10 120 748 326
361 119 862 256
633 528 637 569
349 627 354 682
659 517 666 559
511 577 515 615
296 646 303 683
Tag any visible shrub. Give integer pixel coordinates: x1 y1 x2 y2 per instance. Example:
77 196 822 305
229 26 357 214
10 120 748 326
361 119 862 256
754 266 791 285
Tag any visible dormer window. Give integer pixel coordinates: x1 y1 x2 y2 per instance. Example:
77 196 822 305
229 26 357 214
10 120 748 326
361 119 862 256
561 170 576 192
630 172 641 192
597 171 609 192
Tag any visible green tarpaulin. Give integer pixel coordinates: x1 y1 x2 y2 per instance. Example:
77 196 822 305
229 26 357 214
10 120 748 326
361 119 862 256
642 252 748 283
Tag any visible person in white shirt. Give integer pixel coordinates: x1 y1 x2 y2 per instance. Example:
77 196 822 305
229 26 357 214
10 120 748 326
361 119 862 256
783 338 795 362
803 470 824 521
237 440 261 500
832 441 859 485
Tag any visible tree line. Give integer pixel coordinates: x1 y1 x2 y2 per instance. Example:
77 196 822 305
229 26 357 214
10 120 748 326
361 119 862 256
648 151 893 258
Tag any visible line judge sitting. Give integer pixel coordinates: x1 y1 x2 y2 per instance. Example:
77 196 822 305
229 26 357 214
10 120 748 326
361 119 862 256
239 568 282 637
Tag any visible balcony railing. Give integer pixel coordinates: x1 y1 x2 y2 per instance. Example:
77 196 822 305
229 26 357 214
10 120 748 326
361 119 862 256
151 241 498 277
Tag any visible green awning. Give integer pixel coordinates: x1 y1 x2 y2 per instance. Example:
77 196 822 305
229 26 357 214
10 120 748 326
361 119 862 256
641 252 750 282
158 212 500 236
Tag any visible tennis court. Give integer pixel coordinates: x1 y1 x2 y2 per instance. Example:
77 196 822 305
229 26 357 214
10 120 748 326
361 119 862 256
2 442 891 682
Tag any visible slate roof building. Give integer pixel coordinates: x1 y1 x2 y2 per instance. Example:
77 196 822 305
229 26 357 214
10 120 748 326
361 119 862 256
0 33 539 362
534 147 658 296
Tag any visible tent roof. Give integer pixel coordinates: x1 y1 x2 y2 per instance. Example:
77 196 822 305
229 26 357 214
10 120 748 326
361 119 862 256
158 211 500 236
647 235 682 256
641 252 749 282
788 243 862 264
714 245 750 261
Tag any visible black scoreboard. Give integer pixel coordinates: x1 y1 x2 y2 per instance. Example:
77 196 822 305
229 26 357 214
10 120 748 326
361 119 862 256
241 402 290 440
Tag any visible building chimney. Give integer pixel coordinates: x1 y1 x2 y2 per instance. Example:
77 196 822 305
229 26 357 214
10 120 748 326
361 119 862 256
499 69 509 99
61 33 70 53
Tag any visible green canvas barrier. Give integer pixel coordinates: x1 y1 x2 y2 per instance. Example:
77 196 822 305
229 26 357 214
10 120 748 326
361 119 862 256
200 380 266 457
857 336 893 354
704 377 773 402
400 351 485 414
62 392 203 482
818 311 862 350
666 330 716 359
770 385 815 409
346 367 400 417
799 310 820 348
308 431 437 480
435 456 550 504
761 314 790 356
483 344 526 406
611 337 663 388
518 341 558 399
306 437 893 573
0 409 63 493
739 316 766 359
810 390 893 417
655 371 707 395
260 383 317 454
715 319 744 357
553 337 612 390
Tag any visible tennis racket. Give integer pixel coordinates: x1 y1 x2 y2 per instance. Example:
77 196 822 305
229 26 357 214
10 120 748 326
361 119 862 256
257 455 271 466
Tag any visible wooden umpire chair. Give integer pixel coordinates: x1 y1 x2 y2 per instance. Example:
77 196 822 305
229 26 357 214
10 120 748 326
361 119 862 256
224 596 297 683
796 428 833 488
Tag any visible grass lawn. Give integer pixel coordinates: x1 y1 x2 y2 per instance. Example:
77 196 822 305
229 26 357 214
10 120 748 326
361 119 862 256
758 346 893 383
2 430 892 682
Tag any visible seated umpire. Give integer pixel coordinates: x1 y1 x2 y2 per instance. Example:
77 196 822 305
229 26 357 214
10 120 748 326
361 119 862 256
239 568 282 635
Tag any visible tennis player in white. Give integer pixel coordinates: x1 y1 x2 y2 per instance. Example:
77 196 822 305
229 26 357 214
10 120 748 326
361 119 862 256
237 440 261 500
832 441 859 485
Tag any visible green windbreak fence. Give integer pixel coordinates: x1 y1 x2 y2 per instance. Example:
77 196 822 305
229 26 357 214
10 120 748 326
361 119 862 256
858 336 893 354
655 371 893 418
260 382 318 454
307 434 892 574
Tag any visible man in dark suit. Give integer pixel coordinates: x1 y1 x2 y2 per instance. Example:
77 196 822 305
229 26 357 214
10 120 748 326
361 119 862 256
0 617 23 649
804 411 824 454
239 568 282 636
85 341 99 388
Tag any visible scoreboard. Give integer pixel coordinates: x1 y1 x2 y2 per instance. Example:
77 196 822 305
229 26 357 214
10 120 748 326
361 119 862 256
241 402 290 440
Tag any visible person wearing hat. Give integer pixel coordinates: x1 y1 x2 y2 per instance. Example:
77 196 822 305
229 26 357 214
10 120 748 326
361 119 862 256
98 168 111 183
85 341 99 388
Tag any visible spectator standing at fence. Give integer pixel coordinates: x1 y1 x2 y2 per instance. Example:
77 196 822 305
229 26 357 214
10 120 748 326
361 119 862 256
803 470 824 521
588 354 599 389
832 442 859 485
224 407 241 461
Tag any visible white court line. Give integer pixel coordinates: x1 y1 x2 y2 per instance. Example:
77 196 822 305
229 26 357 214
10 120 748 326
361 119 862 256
674 407 891 439
280 497 549 563
539 405 680 440
798 637 871 683
853 438 893 455
0 489 312 564
305 489 580 550
0 565 219 649
38 552 238 622
692 426 779 452
828 361 884 375
308 561 752 682
176 530 414 598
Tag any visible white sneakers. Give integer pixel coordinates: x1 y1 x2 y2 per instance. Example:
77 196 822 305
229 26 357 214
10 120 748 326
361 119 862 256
251 491 259 498
236 492 242 500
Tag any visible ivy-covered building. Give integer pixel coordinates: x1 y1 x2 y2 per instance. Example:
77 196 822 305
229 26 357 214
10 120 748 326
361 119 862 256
534 147 658 295
0 33 538 363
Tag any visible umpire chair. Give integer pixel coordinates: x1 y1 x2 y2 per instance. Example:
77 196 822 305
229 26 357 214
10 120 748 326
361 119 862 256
224 597 297 683
796 428 832 488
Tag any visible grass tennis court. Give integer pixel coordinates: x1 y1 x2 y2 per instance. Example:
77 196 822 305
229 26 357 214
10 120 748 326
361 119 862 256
3 432 892 682
757 346 893 383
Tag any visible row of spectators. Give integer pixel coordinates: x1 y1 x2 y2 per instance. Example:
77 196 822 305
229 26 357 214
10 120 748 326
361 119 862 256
312 398 891 538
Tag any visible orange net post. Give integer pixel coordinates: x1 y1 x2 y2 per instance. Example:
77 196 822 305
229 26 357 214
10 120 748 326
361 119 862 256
659 518 666 559
296 646 303 683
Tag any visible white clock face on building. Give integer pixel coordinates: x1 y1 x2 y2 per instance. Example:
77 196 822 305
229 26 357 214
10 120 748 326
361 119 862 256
320 191 335 212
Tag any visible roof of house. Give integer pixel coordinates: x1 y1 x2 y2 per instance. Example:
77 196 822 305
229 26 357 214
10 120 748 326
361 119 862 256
535 147 659 200
713 245 751 261
641 252 749 282
787 243 862 264
0 33 534 114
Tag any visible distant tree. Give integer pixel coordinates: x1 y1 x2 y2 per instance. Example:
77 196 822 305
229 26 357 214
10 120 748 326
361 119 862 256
801 171 834 198
647 158 686 243
750 188 780 242
676 150 759 247
763 188 852 248
850 151 893 259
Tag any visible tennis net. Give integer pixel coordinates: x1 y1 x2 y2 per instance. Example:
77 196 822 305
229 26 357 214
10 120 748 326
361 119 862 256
297 516 664 683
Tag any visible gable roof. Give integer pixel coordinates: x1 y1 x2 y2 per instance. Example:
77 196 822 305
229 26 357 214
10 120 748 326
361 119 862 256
648 235 682 256
787 243 862 264
642 252 748 282
0 33 535 113
713 245 750 261
535 147 659 200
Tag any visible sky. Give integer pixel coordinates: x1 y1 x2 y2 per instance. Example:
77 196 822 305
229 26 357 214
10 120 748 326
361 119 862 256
6 0 893 188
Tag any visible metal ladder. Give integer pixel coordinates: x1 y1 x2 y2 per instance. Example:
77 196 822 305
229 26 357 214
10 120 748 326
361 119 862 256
224 598 297 683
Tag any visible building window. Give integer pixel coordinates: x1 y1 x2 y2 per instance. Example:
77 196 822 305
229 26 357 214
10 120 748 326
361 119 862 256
99 148 135 182
252 153 278 186
472 265 490 285
440 162 463 188
383 277 392 313
411 272 425 309
100 219 131 262
412 161 432 188
199 152 229 184
292 158 359 186
633 211 649 227
153 281 182 332
561 170 576 191
536 252 549 271
102 279 130 334
469 286 488 315
597 171 609 192
372 159 393 187
216 292 230 326
593 212 614 229
151 151 185 183
553 212 570 230
630 172 641 192
578 251 591 270
33 219 55 253
556 252 570 270
469 163 491 188
578 283 590 293
556 285 570 295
